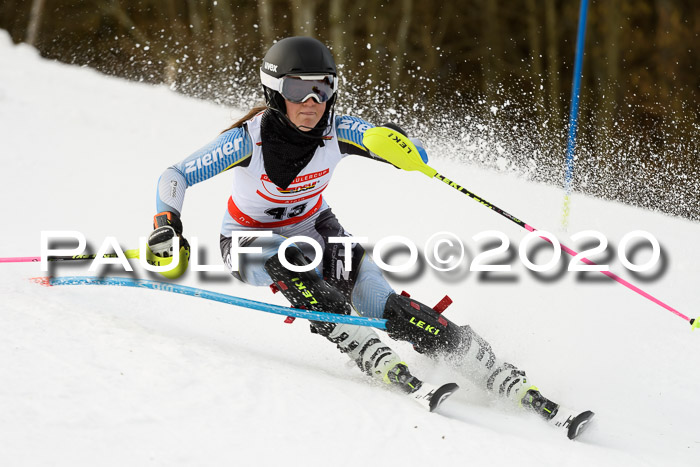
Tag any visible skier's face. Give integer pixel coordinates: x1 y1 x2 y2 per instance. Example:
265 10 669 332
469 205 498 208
285 98 326 131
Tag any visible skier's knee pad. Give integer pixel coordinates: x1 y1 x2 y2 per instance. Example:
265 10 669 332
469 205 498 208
383 293 466 355
264 248 351 336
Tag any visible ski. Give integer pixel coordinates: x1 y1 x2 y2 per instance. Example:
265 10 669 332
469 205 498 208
565 410 595 440
409 381 459 412
546 404 595 440
521 388 594 440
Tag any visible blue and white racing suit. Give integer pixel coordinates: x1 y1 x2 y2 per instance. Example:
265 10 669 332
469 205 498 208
156 112 395 319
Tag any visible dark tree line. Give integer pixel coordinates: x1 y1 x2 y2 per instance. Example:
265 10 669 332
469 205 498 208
1 0 698 218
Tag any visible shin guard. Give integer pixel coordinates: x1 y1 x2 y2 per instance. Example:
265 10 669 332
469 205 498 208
383 293 465 355
264 249 408 383
264 248 351 335
383 293 530 404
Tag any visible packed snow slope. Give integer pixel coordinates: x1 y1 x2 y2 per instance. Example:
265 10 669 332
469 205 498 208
1 31 698 467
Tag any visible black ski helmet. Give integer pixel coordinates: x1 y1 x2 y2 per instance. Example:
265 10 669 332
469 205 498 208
260 37 338 114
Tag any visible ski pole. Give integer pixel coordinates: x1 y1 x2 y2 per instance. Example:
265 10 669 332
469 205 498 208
0 249 140 264
363 126 699 330
34 275 388 330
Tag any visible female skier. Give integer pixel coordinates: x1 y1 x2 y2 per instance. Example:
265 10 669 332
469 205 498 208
148 36 592 438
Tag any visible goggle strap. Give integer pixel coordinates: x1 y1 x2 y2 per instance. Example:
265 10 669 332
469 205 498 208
260 70 282 93
260 70 338 95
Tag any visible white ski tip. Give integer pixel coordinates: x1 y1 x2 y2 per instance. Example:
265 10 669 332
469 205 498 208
567 410 595 440
410 382 459 412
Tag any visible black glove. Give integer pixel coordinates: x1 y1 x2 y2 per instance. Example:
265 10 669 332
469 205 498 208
148 211 189 257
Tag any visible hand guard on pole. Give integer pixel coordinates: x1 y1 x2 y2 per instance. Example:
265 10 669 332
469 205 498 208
381 122 429 164
363 126 436 177
146 211 190 279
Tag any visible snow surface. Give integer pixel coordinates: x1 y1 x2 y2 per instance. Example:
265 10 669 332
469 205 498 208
1 30 699 467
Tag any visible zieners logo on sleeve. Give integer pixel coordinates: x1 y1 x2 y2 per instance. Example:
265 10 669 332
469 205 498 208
338 118 371 133
185 137 244 174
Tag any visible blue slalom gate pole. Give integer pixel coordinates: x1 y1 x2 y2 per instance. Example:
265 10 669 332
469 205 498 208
42 276 388 330
562 0 590 228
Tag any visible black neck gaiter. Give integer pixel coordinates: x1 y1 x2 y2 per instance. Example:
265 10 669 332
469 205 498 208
260 109 328 190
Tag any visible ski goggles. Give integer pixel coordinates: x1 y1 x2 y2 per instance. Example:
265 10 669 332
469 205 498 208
260 71 337 103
